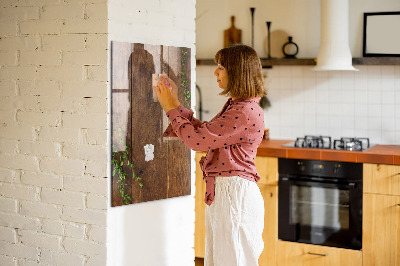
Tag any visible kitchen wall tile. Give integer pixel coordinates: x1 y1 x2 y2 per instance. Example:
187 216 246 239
355 104 368 117
342 117 355 129
278 67 292 78
382 105 395 118
382 90 395 104
328 71 342 81
291 67 303 78
355 128 368 138
196 65 399 144
367 77 381 91
341 104 355 116
381 131 396 144
367 65 381 78
291 77 304 90
329 103 341 116
316 115 330 128
395 118 400 131
316 103 329 115
394 66 400 78
382 117 396 131
315 77 329 90
280 114 292 127
381 65 395 78
367 129 382 144
303 67 316 78
396 130 400 144
341 89 355 104
279 126 294 138
319 127 332 136
316 70 329 79
329 116 342 129
342 128 355 137
368 117 382 131
354 77 367 91
304 88 316 103
304 102 316 115
367 104 382 118
316 89 329 103
328 88 341 103
367 91 381 105
354 117 368 130
279 77 291 90
395 105 400 118
382 78 395 91
354 90 367 104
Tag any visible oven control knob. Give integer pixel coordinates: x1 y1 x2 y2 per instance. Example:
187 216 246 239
297 161 305 171
334 164 341 174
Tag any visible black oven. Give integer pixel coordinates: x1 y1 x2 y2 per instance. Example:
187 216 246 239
278 158 363 250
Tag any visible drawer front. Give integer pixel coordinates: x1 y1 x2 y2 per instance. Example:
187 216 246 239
277 241 362 266
364 164 400 196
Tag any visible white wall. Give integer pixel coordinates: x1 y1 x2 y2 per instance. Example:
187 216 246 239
196 0 400 145
107 1 197 266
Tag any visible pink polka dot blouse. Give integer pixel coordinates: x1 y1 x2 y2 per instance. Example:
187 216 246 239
163 97 265 205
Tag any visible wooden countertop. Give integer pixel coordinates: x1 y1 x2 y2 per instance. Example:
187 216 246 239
257 139 400 165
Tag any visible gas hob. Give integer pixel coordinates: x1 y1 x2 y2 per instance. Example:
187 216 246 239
282 135 374 151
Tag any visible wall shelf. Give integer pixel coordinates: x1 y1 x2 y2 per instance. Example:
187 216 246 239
196 57 400 67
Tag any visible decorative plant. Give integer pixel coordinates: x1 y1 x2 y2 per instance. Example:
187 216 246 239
112 128 142 205
180 48 191 108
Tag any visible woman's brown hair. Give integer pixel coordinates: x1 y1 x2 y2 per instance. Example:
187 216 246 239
214 44 266 99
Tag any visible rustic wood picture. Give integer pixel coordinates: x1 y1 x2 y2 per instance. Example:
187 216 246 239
111 41 191 207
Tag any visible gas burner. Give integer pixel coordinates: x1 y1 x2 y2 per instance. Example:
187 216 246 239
333 137 370 151
283 136 372 151
295 135 332 149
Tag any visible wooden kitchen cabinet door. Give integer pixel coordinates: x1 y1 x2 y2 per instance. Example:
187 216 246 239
364 164 400 196
276 241 362 266
363 193 400 266
259 184 278 266
195 152 207 258
111 41 191 206
255 156 278 186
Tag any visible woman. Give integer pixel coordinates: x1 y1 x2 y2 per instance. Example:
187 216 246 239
154 44 266 266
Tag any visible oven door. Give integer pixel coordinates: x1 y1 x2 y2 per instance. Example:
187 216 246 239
278 176 362 250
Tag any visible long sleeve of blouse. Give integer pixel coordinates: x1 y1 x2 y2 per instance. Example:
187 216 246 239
162 104 202 138
165 104 249 152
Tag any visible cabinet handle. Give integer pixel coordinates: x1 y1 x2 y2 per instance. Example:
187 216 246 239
307 252 328 256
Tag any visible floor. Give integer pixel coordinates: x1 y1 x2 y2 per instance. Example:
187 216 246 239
195 257 204 266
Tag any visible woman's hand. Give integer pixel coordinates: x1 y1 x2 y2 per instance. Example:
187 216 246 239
153 76 175 113
159 74 180 109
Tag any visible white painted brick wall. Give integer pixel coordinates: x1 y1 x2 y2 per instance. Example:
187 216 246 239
64 222 85 239
0 0 108 264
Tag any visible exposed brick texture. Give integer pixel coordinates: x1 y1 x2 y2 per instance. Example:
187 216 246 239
0 1 108 265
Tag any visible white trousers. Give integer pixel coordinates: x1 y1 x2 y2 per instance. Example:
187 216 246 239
205 176 264 266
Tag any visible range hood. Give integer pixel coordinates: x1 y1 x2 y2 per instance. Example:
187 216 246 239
314 0 358 71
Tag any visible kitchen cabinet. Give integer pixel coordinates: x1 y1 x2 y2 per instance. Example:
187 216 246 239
194 154 279 265
255 156 278 186
363 163 400 266
195 152 207 258
255 156 278 266
363 163 400 196
276 241 362 266
363 193 400 266
259 184 278 266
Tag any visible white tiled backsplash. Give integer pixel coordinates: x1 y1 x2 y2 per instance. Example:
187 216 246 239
196 65 400 145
